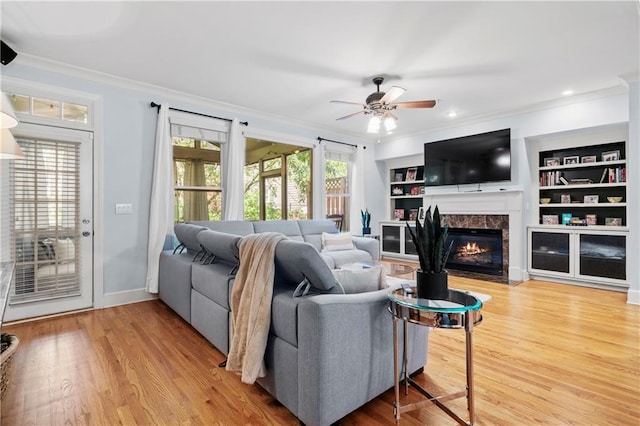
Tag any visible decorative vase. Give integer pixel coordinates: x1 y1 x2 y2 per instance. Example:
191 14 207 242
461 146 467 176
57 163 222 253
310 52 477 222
362 227 371 235
416 270 449 300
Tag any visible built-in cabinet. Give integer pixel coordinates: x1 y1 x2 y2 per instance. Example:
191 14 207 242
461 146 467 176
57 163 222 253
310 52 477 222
528 226 626 287
389 165 424 221
380 222 418 260
529 132 629 289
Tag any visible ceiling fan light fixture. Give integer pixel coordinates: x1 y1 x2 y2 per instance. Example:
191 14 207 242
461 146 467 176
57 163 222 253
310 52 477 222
367 115 381 133
384 115 397 132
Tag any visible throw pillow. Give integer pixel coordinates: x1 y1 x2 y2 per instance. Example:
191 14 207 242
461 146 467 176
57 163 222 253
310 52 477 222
331 264 387 294
55 238 75 263
321 231 354 252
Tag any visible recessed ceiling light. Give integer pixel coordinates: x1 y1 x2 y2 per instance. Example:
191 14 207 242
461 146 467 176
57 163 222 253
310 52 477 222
447 111 457 118
562 90 574 96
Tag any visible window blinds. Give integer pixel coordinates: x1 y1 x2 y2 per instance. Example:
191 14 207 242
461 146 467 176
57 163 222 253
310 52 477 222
10 138 81 303
169 111 230 143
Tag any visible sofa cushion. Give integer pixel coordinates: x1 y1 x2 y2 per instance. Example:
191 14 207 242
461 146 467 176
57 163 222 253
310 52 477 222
321 232 354 252
331 264 387 294
297 219 339 250
322 249 373 268
191 262 237 309
270 285 304 347
253 220 304 242
196 230 241 264
189 220 255 236
274 240 341 292
174 223 208 254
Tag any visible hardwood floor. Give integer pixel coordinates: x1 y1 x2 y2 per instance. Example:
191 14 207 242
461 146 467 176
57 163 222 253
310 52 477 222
1 277 638 425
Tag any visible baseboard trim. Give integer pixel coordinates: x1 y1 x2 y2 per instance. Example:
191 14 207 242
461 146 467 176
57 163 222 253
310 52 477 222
626 289 640 305
103 288 157 308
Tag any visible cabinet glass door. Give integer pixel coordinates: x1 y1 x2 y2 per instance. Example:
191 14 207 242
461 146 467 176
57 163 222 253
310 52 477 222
404 226 417 255
579 234 626 280
382 226 401 254
530 232 570 273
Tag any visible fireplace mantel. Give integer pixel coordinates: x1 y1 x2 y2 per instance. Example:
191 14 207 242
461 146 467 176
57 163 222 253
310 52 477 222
423 190 525 282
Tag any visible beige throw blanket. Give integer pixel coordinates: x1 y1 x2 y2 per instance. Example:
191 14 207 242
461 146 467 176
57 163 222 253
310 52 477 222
226 232 286 384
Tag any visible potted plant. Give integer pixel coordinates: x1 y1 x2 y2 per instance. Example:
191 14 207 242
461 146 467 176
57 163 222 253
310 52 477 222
406 205 453 299
361 209 371 235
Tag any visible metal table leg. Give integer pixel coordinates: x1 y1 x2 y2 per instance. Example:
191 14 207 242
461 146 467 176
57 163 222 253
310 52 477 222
393 316 400 423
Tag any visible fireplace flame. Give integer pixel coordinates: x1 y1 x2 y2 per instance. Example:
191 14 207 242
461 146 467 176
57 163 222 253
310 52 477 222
457 242 489 257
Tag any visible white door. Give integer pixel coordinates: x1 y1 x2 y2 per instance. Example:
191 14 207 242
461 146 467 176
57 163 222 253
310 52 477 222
4 123 93 321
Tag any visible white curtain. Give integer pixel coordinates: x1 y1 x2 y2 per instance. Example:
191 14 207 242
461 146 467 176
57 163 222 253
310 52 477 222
350 146 366 232
223 118 245 220
145 103 174 293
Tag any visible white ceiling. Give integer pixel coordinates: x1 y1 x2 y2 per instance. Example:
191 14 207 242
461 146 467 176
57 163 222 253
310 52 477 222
1 1 638 141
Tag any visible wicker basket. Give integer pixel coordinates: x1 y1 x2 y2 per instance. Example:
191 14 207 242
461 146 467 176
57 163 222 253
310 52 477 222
1 333 19 400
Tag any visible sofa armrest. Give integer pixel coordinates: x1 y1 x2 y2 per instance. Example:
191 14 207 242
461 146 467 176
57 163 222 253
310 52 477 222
296 284 428 425
352 236 380 261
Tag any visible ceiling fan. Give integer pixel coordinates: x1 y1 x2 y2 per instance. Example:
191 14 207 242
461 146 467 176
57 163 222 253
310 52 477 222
330 76 436 133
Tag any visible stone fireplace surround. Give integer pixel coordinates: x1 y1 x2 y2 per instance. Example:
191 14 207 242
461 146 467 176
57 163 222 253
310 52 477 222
443 214 509 278
423 190 524 283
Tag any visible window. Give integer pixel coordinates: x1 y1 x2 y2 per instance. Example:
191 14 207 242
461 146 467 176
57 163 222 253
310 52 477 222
325 144 354 232
243 138 312 221
173 138 222 222
169 112 229 223
10 138 82 302
8 93 89 124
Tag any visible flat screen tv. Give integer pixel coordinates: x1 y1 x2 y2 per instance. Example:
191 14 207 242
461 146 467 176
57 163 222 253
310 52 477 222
424 128 511 187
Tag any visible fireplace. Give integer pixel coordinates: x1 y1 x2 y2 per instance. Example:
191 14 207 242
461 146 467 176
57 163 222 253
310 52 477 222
446 228 503 276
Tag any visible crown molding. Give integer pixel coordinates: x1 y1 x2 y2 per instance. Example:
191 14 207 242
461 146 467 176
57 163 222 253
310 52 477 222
620 71 640 84
382 84 629 145
11 53 371 146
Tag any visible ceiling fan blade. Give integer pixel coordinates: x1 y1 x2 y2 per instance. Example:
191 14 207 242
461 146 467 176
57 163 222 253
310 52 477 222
336 110 366 121
330 100 367 107
393 100 437 109
379 86 406 104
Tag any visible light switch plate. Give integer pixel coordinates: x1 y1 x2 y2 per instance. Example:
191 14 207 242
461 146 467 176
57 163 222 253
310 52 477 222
115 203 133 215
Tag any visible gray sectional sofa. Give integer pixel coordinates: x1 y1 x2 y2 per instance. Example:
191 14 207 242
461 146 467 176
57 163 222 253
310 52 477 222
158 219 428 426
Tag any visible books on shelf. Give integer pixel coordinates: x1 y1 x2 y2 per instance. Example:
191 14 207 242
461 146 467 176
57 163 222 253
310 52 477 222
540 171 571 186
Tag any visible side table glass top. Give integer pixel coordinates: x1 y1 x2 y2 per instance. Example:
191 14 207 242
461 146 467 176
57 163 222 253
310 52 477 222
388 288 482 313
339 261 415 278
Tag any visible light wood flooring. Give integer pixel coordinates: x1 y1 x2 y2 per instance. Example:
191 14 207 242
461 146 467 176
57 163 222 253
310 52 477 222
1 275 639 425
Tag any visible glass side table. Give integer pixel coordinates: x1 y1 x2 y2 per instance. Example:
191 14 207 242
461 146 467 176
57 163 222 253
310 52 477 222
388 287 483 425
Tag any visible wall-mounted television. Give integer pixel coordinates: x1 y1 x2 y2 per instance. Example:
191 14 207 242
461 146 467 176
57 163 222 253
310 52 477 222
424 128 511 187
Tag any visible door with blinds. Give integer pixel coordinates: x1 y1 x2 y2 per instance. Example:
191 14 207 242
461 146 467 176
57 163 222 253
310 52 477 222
4 123 93 321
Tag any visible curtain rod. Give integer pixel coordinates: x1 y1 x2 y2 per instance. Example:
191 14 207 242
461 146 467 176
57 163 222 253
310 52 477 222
150 102 248 126
317 137 366 149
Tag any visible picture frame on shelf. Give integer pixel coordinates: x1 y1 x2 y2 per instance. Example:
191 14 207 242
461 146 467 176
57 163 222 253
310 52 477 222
563 156 579 165
544 157 561 167
394 172 404 182
392 186 404 195
405 167 417 181
581 155 597 164
602 150 620 162
394 209 404 221
542 215 559 225
561 194 571 204
585 214 597 225
562 213 572 225
417 206 425 222
410 186 420 195
605 217 622 226
408 208 419 221
419 186 425 194
583 195 599 204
